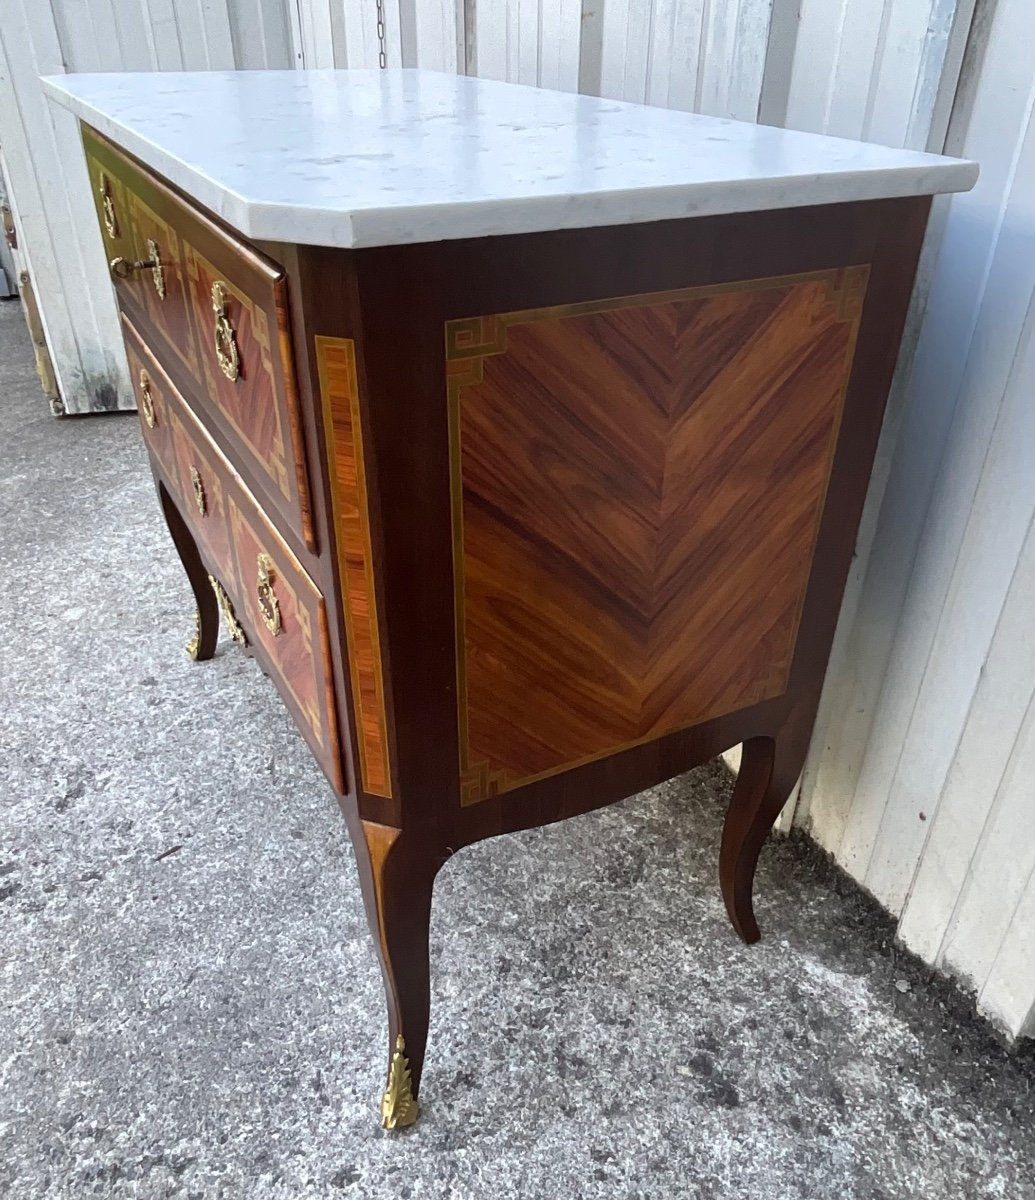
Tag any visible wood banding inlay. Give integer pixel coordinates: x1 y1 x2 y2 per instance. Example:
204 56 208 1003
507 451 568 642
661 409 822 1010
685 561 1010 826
318 336 392 798
447 267 868 805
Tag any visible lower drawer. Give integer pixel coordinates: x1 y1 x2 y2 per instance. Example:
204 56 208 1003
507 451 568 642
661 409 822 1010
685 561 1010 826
126 320 235 584
126 321 344 792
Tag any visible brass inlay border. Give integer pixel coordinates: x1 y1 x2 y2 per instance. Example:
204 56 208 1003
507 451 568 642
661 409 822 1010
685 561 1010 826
446 265 870 806
317 335 393 799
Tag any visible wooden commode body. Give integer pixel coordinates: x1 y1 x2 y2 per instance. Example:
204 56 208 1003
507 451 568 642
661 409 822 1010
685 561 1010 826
45 68 977 1129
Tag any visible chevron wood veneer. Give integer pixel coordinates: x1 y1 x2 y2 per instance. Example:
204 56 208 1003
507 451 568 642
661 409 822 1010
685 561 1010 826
449 268 868 804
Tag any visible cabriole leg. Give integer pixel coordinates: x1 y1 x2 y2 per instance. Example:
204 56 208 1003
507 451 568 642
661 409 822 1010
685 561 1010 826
355 821 444 1130
157 481 219 661
719 725 812 944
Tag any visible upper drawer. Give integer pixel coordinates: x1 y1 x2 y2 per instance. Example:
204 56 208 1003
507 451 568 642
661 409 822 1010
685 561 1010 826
82 126 316 553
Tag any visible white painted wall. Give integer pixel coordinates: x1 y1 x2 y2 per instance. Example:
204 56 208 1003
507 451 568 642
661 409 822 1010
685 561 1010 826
794 0 1035 1042
290 0 775 113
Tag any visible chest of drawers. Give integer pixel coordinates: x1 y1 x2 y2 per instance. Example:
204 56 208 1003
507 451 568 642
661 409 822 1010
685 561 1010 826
46 69 976 1130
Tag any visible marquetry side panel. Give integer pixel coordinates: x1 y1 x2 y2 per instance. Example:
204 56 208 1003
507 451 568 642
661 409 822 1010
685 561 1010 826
317 336 393 799
448 267 869 804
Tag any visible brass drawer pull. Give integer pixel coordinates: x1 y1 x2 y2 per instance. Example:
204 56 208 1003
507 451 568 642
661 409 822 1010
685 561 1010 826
211 281 240 382
110 238 166 299
256 553 282 636
99 174 118 238
190 465 206 517
138 368 155 428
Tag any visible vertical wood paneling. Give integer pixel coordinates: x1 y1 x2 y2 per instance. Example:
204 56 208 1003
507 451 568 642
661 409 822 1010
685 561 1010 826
698 0 775 120
293 0 345 66
886 283 1034 933
599 0 772 118
781 0 974 148
474 0 580 89
761 0 974 837
978 769 1035 1036
350 0 776 104
934 506 1035 1006
599 0 652 101
341 0 403 67
227 0 295 69
408 0 464 72
815 0 1034 878
538 0 582 91
796 0 1035 1039
851 92 1034 910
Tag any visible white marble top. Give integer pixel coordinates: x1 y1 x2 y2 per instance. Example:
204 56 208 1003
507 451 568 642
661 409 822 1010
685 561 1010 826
43 69 977 250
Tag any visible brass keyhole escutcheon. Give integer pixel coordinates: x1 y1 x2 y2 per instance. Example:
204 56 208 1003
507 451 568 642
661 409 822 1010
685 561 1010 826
190 465 206 517
138 368 155 429
99 174 118 239
211 281 240 382
146 239 166 299
256 553 282 637
110 238 165 299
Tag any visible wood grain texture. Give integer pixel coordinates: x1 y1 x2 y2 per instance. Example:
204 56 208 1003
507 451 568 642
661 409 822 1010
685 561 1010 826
317 335 393 799
131 328 343 792
448 268 868 803
227 493 343 793
356 821 449 1103
122 320 178 476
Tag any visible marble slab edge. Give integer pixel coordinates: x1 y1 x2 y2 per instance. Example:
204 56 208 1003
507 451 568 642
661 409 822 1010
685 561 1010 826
41 76 979 251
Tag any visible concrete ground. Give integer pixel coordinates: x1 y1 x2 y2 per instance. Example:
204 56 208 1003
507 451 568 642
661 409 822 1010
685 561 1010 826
1 295 1033 1200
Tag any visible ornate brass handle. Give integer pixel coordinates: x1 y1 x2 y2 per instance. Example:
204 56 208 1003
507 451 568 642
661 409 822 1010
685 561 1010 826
138 368 155 429
110 238 165 298
190 465 206 517
99 174 118 238
256 553 282 636
211 281 240 382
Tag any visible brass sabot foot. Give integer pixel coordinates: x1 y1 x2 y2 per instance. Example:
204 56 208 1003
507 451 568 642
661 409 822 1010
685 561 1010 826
380 1035 420 1130
185 607 202 660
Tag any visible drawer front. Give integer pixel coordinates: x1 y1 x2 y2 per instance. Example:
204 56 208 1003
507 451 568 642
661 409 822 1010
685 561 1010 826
123 324 177 477
85 141 200 382
170 402 236 586
83 126 315 552
126 322 343 792
125 321 234 583
224 497 344 794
